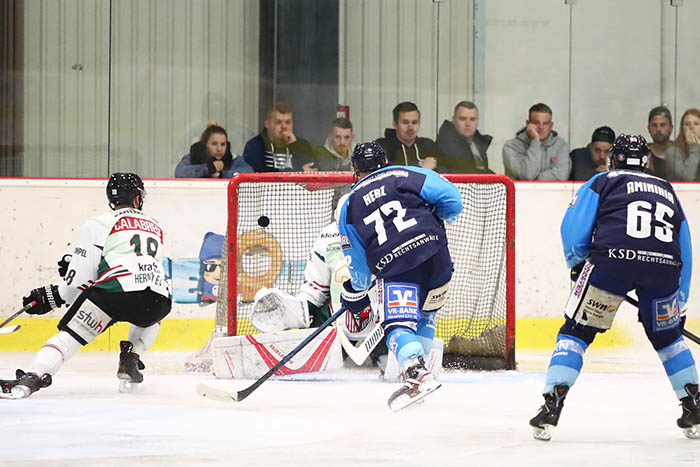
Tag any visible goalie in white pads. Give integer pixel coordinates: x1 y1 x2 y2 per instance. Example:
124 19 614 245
250 193 386 366
338 142 463 411
0 173 172 399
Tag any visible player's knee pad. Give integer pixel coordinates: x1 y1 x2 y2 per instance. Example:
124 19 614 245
564 262 625 331
386 327 423 371
657 336 699 398
58 291 114 345
417 311 437 356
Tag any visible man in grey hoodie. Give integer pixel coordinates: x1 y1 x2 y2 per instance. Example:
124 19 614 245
502 103 570 180
313 117 355 172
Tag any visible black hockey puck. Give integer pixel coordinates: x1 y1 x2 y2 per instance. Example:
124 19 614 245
258 215 270 228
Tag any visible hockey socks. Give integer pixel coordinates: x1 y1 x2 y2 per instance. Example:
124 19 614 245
387 328 424 371
30 331 82 376
543 334 588 393
657 336 699 399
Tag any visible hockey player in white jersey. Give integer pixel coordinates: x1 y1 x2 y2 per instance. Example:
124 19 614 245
0 173 172 399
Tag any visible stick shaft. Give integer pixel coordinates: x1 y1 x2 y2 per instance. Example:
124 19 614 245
0 302 36 329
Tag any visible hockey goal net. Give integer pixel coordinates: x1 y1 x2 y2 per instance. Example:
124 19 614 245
209 172 515 370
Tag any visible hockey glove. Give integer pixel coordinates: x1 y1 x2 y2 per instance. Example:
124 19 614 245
23 285 65 315
57 254 72 278
570 261 585 283
341 280 371 317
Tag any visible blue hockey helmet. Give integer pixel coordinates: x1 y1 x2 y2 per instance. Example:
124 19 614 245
352 142 388 174
609 134 650 170
106 172 146 210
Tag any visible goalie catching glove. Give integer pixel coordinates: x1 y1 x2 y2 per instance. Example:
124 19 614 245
22 285 65 315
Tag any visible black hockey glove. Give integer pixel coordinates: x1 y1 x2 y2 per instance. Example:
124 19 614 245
341 280 371 317
23 285 65 315
57 254 72 278
570 261 585 283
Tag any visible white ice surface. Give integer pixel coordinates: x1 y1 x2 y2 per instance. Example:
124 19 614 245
1 346 698 466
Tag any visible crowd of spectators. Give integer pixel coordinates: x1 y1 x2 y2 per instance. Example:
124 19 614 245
175 101 700 182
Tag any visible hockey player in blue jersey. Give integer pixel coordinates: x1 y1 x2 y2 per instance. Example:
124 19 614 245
337 141 462 411
529 134 700 440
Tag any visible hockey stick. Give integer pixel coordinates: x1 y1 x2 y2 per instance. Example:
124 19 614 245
0 301 37 334
197 306 346 403
337 319 385 365
624 295 700 346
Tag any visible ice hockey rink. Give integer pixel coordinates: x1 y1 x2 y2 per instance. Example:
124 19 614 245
2 342 699 467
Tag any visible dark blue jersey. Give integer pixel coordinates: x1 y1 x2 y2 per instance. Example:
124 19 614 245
561 169 692 307
338 166 462 291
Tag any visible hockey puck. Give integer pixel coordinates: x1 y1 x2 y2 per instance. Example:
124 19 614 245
258 215 270 228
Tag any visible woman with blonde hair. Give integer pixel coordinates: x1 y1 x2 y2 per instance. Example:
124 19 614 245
666 109 700 181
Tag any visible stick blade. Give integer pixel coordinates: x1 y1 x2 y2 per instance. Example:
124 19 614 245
196 383 240 402
0 324 20 335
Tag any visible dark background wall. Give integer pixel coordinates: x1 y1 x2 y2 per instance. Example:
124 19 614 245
259 0 339 146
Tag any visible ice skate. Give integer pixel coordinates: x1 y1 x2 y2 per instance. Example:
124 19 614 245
117 340 145 392
677 383 700 439
387 357 441 412
529 385 569 441
0 369 52 399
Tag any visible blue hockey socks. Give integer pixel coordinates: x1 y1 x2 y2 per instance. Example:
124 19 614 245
387 328 424 371
657 337 699 399
543 334 589 393
416 311 437 357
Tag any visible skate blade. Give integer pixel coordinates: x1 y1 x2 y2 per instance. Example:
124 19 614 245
532 424 553 441
0 386 31 400
389 382 441 412
681 425 700 440
118 380 141 393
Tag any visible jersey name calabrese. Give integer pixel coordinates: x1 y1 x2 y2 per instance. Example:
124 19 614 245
58 208 169 305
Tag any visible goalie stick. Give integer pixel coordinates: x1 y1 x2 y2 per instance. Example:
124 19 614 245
337 318 385 366
197 306 346 403
624 295 700 346
0 301 37 334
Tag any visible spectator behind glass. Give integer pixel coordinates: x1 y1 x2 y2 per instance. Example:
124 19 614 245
174 122 253 178
436 101 494 173
502 103 570 180
376 102 437 170
313 117 355 172
647 106 673 179
569 126 615 181
242 102 316 172
666 108 700 181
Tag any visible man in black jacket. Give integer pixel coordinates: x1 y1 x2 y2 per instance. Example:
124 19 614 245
436 101 493 173
376 102 437 170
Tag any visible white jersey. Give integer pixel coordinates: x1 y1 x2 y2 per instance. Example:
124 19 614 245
58 207 169 304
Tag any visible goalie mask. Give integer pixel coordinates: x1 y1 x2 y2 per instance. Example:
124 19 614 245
107 172 146 210
608 134 650 171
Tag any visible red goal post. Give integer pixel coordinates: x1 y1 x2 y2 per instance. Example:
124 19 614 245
217 172 515 370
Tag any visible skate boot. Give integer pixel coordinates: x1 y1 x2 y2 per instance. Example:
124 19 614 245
387 357 441 412
530 385 569 441
677 383 700 439
0 369 52 399
117 340 145 392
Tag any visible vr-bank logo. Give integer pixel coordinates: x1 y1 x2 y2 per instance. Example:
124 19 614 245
386 284 419 320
